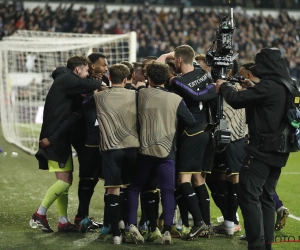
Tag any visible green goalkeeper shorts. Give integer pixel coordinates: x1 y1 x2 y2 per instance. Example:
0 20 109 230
48 155 73 172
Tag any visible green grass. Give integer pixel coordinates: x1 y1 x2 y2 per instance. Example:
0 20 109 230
0 124 299 250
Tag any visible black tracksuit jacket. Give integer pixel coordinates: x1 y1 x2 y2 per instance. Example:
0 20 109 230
35 67 101 170
220 49 290 167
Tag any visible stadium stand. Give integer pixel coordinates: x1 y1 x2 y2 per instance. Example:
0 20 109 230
0 1 299 78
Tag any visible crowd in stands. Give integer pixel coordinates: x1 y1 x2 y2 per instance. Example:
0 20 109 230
27 0 300 9
0 1 300 78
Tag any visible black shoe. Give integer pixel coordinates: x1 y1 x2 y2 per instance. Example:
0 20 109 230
181 221 207 241
30 211 53 233
89 219 103 229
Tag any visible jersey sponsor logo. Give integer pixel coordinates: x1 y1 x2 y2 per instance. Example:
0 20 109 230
188 75 208 88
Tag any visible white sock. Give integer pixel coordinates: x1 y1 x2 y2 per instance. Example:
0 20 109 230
224 220 234 228
37 206 47 215
59 216 69 224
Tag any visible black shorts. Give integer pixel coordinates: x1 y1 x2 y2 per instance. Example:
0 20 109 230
130 154 158 193
202 134 215 174
214 137 247 176
78 146 103 179
177 131 210 173
102 148 138 188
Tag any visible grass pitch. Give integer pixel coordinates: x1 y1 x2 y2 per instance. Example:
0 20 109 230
0 125 299 250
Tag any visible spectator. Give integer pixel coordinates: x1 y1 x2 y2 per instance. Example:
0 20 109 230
0 2 300 76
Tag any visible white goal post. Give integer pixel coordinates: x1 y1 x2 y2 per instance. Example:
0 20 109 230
0 30 137 155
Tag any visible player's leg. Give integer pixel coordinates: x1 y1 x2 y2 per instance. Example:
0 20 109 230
176 133 208 240
76 147 102 232
30 155 74 232
156 159 176 244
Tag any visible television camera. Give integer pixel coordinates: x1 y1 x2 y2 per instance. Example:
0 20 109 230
205 7 238 152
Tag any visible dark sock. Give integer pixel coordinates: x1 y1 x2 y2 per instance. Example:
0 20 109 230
162 224 171 234
139 194 148 226
76 179 98 218
144 192 158 232
119 188 128 225
179 182 203 227
159 212 164 220
234 183 240 224
107 194 121 237
175 189 189 227
194 184 211 226
273 191 283 211
226 182 239 223
154 191 160 220
216 179 228 218
103 192 110 227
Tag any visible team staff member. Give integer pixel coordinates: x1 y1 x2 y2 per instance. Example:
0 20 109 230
157 45 217 240
32 56 103 233
94 64 140 245
216 48 291 250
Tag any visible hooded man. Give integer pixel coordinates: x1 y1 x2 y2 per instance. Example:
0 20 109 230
216 48 291 250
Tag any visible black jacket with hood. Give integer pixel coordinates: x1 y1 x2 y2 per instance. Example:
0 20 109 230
219 48 290 167
35 66 101 170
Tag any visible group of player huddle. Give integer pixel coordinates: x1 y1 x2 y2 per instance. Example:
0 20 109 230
31 44 289 245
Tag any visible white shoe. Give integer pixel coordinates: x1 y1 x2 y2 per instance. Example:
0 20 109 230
113 235 122 245
162 231 172 244
129 224 144 244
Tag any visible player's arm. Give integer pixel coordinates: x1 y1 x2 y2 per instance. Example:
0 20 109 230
61 74 102 95
176 100 196 127
218 80 269 109
40 112 81 148
156 51 175 63
171 78 218 102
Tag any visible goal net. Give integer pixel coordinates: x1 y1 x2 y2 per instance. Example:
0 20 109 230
0 30 137 155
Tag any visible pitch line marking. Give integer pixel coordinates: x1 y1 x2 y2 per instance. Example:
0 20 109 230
281 172 300 175
289 214 300 221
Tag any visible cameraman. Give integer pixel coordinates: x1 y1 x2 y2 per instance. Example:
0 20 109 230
239 61 290 239
216 48 291 250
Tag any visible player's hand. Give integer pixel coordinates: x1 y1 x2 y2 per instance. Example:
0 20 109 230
168 76 175 86
99 83 107 91
133 81 146 89
215 79 227 93
167 51 175 59
40 138 50 148
240 79 255 89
